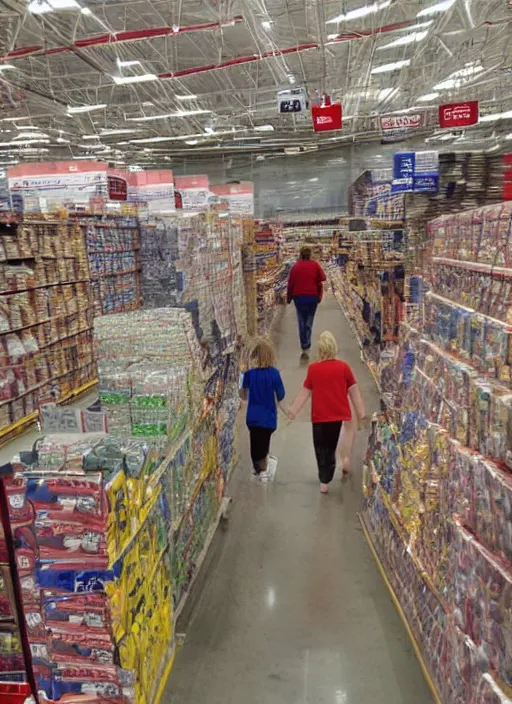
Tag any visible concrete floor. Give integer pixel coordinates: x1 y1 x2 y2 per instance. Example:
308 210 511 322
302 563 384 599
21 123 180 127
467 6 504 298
164 296 434 704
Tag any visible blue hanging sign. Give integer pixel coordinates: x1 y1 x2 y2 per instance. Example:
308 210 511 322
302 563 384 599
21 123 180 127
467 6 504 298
393 152 415 180
392 151 439 193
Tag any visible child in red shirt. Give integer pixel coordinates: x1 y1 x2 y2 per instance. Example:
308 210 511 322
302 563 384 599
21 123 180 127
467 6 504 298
288 331 366 493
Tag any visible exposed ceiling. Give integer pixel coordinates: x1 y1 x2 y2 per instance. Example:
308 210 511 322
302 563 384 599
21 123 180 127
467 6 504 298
0 0 510 168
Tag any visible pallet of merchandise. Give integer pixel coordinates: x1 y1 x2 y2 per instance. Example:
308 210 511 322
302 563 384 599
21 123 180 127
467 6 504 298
0 214 96 444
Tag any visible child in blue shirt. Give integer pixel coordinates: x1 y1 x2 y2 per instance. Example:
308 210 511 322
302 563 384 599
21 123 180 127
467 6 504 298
240 338 286 479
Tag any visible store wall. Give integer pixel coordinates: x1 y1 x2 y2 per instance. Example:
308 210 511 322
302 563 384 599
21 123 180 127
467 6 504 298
171 141 427 218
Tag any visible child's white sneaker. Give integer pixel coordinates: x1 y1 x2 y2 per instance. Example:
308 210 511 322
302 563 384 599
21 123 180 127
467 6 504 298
267 455 278 481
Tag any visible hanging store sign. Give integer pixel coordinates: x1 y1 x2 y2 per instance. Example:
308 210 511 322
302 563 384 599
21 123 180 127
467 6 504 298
277 87 308 114
311 102 342 132
209 183 254 215
380 113 424 131
392 150 439 194
175 175 210 211
439 101 479 128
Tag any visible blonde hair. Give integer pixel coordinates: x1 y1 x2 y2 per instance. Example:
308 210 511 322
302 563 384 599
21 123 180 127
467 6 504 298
318 331 338 361
248 337 276 369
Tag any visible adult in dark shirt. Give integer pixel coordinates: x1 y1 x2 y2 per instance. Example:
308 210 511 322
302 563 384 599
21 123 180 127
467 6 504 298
287 246 326 352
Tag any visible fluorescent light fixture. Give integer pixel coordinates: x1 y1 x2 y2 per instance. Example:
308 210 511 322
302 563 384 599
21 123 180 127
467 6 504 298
56 137 70 143
327 0 390 24
174 109 211 117
0 160 18 165
16 125 39 130
28 0 52 12
81 142 111 149
309 177 319 182
377 87 399 101
371 59 410 74
486 144 501 153
175 94 198 101
0 139 50 146
1 116 35 122
112 73 157 85
377 30 429 50
72 155 96 160
450 63 483 79
417 92 439 102
262 20 272 29
81 6 92 14
130 136 176 144
117 59 141 68
28 0 79 12
205 126 216 134
254 124 274 132
417 0 456 17
185 140 199 145
67 103 106 114
433 63 484 90
0 65 15 71
479 110 512 123
127 108 211 122
83 128 138 138
288 74 296 84
12 132 49 139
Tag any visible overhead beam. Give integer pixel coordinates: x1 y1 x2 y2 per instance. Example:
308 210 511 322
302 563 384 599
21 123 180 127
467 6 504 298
0 16 244 63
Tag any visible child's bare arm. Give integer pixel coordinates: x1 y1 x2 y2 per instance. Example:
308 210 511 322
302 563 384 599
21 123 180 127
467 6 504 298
239 388 248 401
288 387 311 420
348 384 366 423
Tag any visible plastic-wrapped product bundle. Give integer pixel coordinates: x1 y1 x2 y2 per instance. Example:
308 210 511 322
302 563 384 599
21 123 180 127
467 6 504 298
450 520 512 689
139 219 179 309
83 217 141 316
365 415 401 496
448 442 512 564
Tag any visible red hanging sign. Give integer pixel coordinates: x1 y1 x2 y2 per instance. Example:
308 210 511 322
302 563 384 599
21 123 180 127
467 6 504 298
312 102 342 132
439 101 479 128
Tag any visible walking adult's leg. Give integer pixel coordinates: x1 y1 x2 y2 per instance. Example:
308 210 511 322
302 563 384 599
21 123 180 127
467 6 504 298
304 302 318 350
294 300 308 349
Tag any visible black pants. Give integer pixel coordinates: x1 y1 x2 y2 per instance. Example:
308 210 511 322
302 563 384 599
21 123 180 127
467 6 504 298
313 422 343 484
249 426 274 473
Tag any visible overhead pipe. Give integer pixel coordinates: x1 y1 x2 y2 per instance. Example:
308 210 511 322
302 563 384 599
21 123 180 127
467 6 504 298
158 43 319 79
0 16 244 63
158 22 419 80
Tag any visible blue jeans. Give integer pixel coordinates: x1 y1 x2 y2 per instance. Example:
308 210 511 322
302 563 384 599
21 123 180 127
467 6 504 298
293 296 318 350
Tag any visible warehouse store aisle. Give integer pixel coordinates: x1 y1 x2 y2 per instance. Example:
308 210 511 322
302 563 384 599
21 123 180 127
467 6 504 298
164 295 433 704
